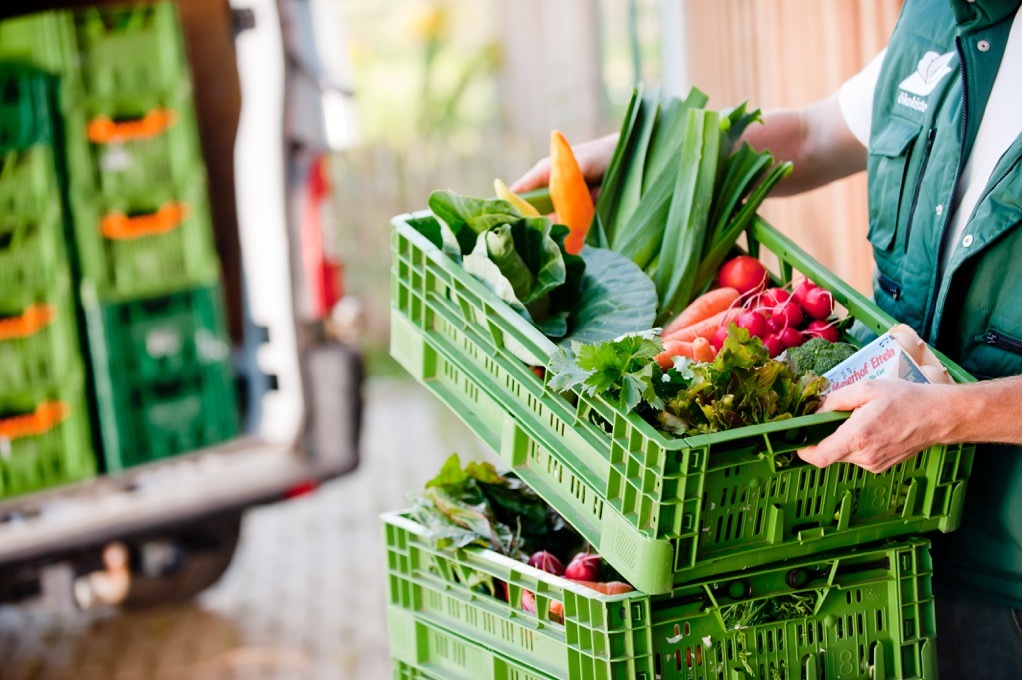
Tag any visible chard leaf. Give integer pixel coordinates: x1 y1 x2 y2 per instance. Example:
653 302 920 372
428 190 521 259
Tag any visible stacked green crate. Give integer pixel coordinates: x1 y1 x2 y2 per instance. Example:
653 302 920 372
1 4 237 471
0 65 95 498
68 3 236 469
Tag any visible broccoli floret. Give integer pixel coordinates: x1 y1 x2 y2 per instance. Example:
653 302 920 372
786 337 858 376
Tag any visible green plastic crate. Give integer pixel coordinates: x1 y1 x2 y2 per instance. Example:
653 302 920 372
0 385 96 499
71 179 220 300
0 290 82 397
63 88 204 199
73 2 189 100
86 283 231 384
0 202 69 296
0 66 57 152
392 660 442 680
0 12 79 100
384 512 937 680
0 144 63 221
83 284 238 471
389 208 976 595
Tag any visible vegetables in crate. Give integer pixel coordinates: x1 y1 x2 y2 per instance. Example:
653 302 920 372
427 190 658 363
592 86 793 325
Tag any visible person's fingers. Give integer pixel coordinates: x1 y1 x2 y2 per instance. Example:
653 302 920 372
819 380 877 413
510 158 552 193
798 418 867 468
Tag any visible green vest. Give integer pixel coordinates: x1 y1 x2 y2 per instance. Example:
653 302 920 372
866 0 1022 607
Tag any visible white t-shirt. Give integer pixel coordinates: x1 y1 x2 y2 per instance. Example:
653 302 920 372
838 12 1022 268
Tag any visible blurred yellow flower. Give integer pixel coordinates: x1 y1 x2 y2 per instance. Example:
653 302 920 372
409 2 448 41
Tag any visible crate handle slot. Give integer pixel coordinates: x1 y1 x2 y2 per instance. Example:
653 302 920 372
0 401 70 441
87 108 178 144
101 202 188 240
0 304 56 341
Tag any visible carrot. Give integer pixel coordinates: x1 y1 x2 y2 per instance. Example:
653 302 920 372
655 339 695 369
663 307 742 343
549 130 594 254
662 287 739 337
567 580 635 595
692 336 715 363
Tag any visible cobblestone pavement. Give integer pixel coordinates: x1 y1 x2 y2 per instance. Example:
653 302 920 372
0 378 493 680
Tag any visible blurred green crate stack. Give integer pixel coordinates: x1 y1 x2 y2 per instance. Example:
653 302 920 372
0 63 94 498
0 3 236 475
83 284 238 472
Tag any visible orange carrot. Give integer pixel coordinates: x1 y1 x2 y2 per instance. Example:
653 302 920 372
549 130 594 255
664 307 742 343
567 580 635 595
692 337 715 363
655 339 695 369
662 287 740 337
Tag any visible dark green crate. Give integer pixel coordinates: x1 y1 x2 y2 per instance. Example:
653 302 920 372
87 284 231 384
390 205 977 595
0 289 83 397
0 66 57 152
63 88 204 199
83 284 238 471
73 2 189 101
384 512 938 680
0 12 79 99
91 361 238 472
71 180 220 300
0 385 96 499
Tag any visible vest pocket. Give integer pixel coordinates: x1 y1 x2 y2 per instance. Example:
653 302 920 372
868 119 923 252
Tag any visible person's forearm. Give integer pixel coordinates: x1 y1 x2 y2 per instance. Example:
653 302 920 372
740 96 867 197
941 376 1022 446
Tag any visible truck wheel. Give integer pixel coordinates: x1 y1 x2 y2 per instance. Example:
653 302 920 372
122 511 243 609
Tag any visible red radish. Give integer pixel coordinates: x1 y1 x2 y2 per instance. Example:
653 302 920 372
528 551 565 576
718 256 768 295
778 326 805 349
564 553 601 581
763 333 785 358
711 325 730 351
801 287 834 320
792 279 817 306
805 319 839 342
736 310 768 339
770 300 804 329
521 589 537 613
759 287 791 308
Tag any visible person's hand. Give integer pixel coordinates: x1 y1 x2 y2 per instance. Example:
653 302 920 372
797 379 957 473
510 133 619 194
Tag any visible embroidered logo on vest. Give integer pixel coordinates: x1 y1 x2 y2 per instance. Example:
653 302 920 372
897 51 956 112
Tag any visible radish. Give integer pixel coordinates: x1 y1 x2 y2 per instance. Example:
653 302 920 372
770 300 804 330
528 551 565 576
521 589 537 613
718 256 768 295
792 279 817 307
759 287 791 308
801 287 834 320
736 310 768 339
805 319 839 342
564 553 601 581
711 325 729 351
778 326 805 349
763 333 785 358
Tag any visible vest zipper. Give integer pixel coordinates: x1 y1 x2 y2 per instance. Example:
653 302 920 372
876 270 901 301
922 37 969 341
903 127 937 253
984 329 1022 356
